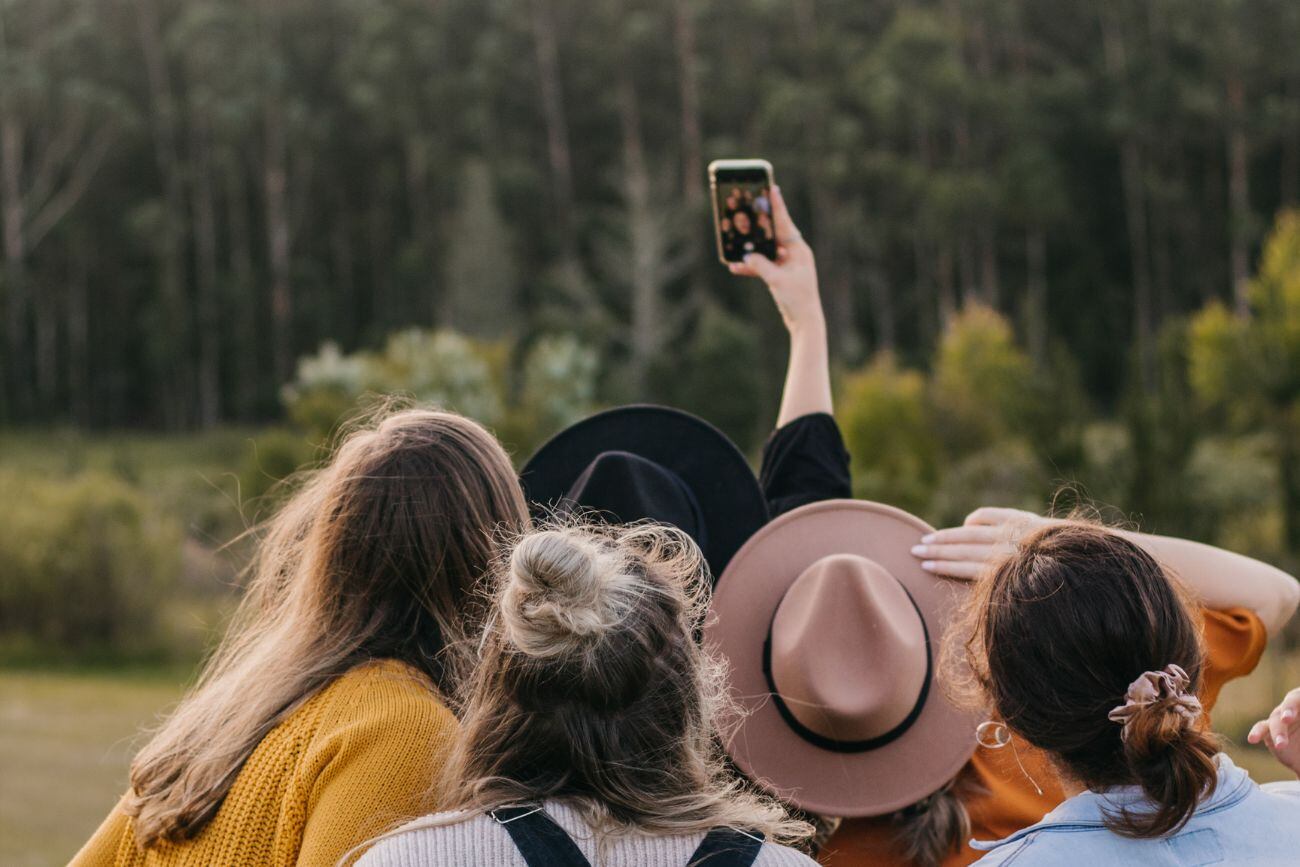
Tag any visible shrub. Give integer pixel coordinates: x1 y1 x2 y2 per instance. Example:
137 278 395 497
927 440 1047 527
500 334 601 456
931 304 1035 456
653 303 765 452
284 328 601 463
839 352 940 514
0 469 182 658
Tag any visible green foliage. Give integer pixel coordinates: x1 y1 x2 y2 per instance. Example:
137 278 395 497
839 353 939 514
0 469 182 658
237 427 318 512
1188 210 1300 549
444 159 519 338
654 303 766 451
283 329 507 441
931 305 1035 456
500 334 603 456
929 441 1048 528
283 328 600 459
7 0 1297 432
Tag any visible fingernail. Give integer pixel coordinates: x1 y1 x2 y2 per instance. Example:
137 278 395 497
921 561 936 572
921 533 936 543
1283 710 1296 723
911 545 927 556
1277 736 1289 749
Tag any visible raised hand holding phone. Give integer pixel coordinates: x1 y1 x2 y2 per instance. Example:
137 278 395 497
726 184 831 426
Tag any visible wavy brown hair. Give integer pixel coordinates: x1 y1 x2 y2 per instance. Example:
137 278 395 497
366 521 812 852
943 520 1219 838
124 408 529 846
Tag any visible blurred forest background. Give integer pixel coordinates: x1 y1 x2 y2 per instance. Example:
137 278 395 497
2 0 1300 863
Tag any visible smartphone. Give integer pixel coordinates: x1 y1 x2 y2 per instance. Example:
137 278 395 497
708 159 777 264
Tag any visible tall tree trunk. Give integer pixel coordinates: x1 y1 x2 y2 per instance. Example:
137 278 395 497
223 154 259 418
330 206 356 345
264 98 293 386
617 72 663 398
1283 72 1299 207
1102 10 1154 389
865 256 894 352
0 113 29 416
135 0 190 427
405 135 435 323
672 0 703 205
256 0 293 388
33 275 56 409
528 0 580 290
672 0 709 308
792 0 858 359
1026 225 1048 366
937 242 957 325
190 110 221 426
980 222 1000 309
68 229 90 426
1225 70 1251 315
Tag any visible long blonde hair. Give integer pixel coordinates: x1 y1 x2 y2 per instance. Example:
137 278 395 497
125 408 529 846
371 521 812 852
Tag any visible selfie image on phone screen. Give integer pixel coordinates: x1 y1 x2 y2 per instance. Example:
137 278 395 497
709 160 777 264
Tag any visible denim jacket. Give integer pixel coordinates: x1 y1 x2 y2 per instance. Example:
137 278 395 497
971 754 1300 866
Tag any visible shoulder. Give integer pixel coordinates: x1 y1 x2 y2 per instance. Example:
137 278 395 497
971 833 1065 866
355 812 494 867
317 659 456 733
754 842 820 866
301 659 459 787
1197 606 1267 710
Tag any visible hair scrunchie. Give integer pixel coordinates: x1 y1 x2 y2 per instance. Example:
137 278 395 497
1107 663 1202 741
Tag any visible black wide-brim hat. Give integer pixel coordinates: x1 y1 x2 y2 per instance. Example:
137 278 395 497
520 405 769 581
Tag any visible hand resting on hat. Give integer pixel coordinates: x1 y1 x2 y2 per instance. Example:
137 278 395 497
909 506 1049 581
912 505 1300 635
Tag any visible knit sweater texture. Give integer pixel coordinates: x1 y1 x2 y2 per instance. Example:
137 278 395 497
70 659 458 867
356 801 819 866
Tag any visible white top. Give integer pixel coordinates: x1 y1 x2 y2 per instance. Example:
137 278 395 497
356 800 818 867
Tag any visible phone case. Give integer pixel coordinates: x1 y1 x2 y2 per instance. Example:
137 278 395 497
708 159 776 265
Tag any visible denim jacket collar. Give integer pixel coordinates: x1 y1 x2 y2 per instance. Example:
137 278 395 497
970 753 1254 852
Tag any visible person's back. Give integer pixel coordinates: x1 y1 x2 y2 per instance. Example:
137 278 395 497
71 409 531 867
972 754 1300 865
354 523 816 867
939 521 1300 866
363 801 814 866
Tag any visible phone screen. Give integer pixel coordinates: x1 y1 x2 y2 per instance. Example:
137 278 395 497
712 165 777 263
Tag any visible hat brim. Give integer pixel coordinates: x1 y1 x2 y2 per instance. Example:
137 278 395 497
520 405 769 580
706 499 980 817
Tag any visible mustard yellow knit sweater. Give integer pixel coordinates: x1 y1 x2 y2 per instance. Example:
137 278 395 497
70 659 458 867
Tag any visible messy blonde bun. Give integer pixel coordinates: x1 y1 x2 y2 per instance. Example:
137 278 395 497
500 529 635 657
434 519 812 847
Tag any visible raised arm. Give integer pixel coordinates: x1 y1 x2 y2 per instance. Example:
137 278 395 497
728 185 832 426
912 507 1300 636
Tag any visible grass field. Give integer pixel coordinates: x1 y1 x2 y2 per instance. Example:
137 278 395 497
2 656 1297 867
0 669 189 866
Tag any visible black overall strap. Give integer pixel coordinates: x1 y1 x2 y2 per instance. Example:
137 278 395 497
490 806 592 867
688 828 765 866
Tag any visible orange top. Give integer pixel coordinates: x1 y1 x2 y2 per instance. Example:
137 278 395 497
817 607 1268 867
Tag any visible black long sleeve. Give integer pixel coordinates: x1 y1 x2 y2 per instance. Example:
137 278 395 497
758 412 852 518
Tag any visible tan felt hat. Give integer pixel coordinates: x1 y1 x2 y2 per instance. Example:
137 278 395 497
706 499 980 818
